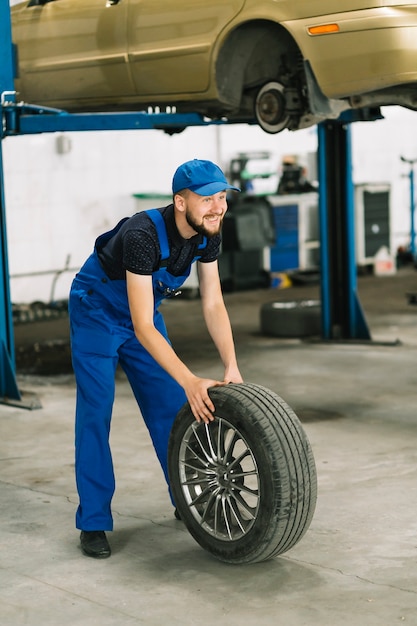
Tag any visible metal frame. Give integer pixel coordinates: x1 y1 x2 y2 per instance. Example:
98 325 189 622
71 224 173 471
1 0 381 407
3 105 230 136
317 119 371 340
400 156 417 258
0 0 22 405
0 0 238 407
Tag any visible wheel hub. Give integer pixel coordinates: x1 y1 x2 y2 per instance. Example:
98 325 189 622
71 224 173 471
258 91 283 125
213 464 233 489
255 81 290 134
178 417 260 541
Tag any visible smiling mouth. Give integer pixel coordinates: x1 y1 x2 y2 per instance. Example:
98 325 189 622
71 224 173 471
205 214 222 223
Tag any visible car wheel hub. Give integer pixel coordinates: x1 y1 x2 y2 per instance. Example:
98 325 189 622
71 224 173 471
258 91 283 124
178 417 260 541
255 81 290 134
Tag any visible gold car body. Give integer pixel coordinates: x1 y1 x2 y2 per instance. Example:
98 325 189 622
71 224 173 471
10 0 417 132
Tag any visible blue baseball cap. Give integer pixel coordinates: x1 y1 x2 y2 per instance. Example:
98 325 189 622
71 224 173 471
172 159 240 196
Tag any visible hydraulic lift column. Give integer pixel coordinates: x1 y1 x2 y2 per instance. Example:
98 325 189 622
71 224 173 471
317 117 372 341
0 1 22 403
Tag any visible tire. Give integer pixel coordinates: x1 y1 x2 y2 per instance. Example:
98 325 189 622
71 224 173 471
260 300 321 338
168 383 317 564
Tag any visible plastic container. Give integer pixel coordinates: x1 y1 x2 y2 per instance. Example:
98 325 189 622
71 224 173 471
374 246 396 276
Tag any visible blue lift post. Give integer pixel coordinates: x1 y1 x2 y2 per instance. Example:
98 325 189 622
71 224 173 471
0 0 31 406
400 156 417 259
317 117 373 341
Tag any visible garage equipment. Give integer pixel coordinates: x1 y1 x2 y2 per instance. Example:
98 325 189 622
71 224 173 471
317 113 382 341
0 0 386 406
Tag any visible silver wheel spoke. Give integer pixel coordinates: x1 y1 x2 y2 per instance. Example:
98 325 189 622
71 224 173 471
223 430 240 464
229 490 257 519
204 422 218 461
181 458 212 476
226 495 246 534
228 448 251 471
191 428 214 464
178 416 260 542
181 475 211 487
222 496 234 540
183 442 209 469
216 418 227 461
189 485 215 507
199 491 218 525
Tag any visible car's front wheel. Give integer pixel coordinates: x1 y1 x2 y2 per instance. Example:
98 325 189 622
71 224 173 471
168 383 317 564
254 82 290 134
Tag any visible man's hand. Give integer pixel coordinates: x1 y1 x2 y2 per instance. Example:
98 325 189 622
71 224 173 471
183 375 226 424
223 364 243 385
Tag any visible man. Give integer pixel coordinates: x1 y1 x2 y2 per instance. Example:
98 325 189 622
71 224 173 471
69 159 243 558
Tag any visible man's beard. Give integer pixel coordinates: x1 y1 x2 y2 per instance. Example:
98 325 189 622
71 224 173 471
185 208 223 238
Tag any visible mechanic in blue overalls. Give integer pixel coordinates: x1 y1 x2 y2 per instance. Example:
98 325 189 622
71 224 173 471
69 159 243 559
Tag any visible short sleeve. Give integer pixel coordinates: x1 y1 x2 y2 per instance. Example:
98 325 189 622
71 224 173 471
198 235 221 263
122 229 159 274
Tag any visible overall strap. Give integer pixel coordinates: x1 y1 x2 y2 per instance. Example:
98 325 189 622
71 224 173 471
198 237 208 252
146 209 170 263
146 208 208 265
95 216 129 251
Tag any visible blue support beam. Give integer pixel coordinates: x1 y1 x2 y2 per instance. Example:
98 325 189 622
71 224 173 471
3 106 231 137
400 156 417 259
0 0 15 102
0 139 21 401
0 0 23 404
317 125 331 340
410 165 416 258
317 118 371 340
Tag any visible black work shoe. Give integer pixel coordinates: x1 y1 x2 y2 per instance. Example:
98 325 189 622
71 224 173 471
80 531 111 559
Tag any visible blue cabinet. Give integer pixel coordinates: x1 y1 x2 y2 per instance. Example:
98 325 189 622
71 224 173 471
268 193 319 272
270 203 299 271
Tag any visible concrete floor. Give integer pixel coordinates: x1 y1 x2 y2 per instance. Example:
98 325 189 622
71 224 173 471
2 268 417 625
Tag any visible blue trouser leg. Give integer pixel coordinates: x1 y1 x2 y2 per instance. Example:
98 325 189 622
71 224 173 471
119 310 187 494
70 254 187 528
73 347 119 531
70 257 128 531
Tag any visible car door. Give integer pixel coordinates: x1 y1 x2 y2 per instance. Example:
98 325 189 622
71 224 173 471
12 0 134 108
126 0 245 97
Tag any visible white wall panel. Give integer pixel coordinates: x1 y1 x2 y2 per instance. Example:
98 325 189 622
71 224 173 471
3 107 416 302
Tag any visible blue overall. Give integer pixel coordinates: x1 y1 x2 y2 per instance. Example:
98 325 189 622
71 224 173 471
69 209 207 531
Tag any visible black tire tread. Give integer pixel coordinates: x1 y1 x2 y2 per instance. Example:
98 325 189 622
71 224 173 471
231 383 317 557
210 383 316 561
169 383 317 564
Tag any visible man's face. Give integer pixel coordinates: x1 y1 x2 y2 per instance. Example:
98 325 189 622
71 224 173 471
184 190 228 238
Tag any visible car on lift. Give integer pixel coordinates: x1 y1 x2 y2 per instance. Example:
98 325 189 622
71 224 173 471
10 0 417 134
